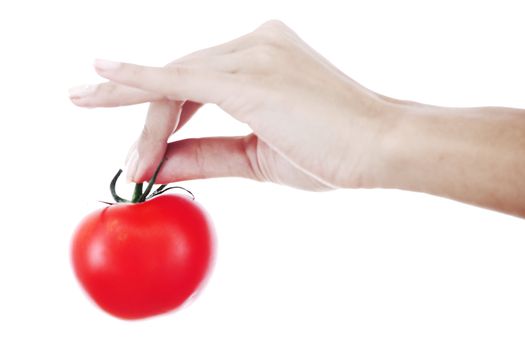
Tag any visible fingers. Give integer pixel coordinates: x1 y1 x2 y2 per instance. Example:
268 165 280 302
127 100 182 182
93 59 237 105
137 134 332 191
69 82 163 108
134 135 261 184
69 35 248 109
69 21 288 108
69 56 238 108
69 54 237 108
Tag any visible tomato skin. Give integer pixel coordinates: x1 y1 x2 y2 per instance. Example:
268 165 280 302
71 194 214 320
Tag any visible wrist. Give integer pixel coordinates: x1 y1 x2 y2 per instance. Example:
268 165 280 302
349 97 417 190
372 101 476 194
364 100 434 191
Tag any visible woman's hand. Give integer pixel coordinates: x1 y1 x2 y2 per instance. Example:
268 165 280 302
69 20 394 191
70 20 525 217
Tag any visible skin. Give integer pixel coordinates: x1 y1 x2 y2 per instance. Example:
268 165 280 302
69 20 525 218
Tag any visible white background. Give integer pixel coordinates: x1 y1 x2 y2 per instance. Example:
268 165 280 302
1 0 524 349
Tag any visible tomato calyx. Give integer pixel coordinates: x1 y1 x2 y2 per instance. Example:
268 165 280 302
106 159 195 205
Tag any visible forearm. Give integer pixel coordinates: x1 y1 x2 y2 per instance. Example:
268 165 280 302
378 102 525 217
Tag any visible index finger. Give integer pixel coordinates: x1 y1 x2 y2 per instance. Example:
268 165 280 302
93 59 237 105
69 82 163 108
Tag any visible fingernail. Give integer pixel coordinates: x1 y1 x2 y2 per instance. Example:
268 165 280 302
125 150 139 183
69 84 96 99
94 59 121 71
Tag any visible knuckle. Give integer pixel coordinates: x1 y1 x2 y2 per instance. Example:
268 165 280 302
140 124 153 141
259 19 288 32
242 135 267 182
167 64 189 79
128 64 143 79
252 20 289 44
140 123 165 145
253 47 273 66
93 83 121 107
94 83 114 98
244 44 280 68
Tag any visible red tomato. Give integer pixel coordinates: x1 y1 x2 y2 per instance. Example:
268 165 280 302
71 194 214 320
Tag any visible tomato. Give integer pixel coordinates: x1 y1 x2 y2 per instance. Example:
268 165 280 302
71 194 214 320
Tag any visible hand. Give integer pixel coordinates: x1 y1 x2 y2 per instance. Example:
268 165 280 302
69 20 394 191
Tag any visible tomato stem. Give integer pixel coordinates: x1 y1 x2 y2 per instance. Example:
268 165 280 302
131 183 143 203
108 158 193 204
110 170 130 203
138 158 165 202
148 186 195 200
153 184 167 194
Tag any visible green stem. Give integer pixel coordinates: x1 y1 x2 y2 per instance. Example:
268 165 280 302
131 183 143 203
110 169 130 203
107 158 178 205
138 159 165 202
148 185 195 200
148 184 167 198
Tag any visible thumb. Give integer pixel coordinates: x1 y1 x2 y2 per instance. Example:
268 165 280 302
135 135 263 184
138 134 334 191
